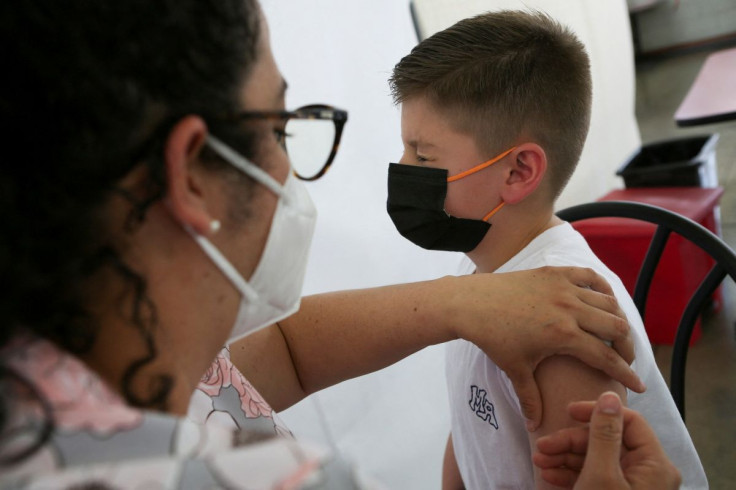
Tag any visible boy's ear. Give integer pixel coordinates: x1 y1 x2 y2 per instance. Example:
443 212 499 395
163 115 217 235
500 142 547 205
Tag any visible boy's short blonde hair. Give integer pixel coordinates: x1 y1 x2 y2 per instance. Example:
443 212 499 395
389 10 591 198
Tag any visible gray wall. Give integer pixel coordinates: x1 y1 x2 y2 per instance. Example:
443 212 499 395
637 0 736 52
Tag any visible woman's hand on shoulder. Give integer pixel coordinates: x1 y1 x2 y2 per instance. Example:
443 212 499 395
442 266 644 429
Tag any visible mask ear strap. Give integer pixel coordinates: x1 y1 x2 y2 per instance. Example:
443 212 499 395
482 201 505 222
184 225 260 303
206 135 285 198
447 147 516 183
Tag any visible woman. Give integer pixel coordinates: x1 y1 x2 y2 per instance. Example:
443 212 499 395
0 1 641 487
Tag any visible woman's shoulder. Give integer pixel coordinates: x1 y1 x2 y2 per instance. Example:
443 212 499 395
5 414 363 489
0 339 370 489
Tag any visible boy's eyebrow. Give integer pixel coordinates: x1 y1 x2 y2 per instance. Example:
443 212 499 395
407 138 436 149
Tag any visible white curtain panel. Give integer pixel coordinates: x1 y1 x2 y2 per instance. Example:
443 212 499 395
260 1 460 489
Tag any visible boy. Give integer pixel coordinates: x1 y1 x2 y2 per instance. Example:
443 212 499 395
387 10 707 489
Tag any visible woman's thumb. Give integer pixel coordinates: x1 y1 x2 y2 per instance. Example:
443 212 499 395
584 392 625 474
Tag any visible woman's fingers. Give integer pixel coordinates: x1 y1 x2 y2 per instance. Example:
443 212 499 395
567 400 597 423
535 424 590 456
618 403 662 451
538 467 579 488
567 401 658 446
559 266 637 365
554 400 663 451
506 370 544 431
561 331 645 393
544 267 639 372
537 394 682 490
533 424 588 487
533 448 586 470
535 393 628 489
574 287 635 364
566 266 615 296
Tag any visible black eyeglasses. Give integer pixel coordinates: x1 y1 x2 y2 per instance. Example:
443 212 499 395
225 104 348 181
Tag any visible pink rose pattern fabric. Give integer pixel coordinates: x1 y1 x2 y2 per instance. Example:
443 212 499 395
0 336 357 489
195 347 292 436
198 348 272 418
3 336 143 435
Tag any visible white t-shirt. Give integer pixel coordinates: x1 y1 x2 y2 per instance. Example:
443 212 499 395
446 222 708 489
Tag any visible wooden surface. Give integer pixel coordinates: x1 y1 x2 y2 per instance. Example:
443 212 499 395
675 47 736 127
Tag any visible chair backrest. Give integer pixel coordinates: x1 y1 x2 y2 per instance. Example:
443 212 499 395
557 200 736 421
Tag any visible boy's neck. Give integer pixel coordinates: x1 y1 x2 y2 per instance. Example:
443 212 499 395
468 204 563 273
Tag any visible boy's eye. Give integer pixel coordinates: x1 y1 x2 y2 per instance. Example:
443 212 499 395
416 155 429 163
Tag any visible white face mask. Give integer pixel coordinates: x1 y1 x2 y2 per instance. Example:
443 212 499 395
186 135 317 344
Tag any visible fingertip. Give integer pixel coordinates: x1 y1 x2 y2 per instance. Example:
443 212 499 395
596 391 622 415
531 449 542 465
534 435 545 450
526 418 538 432
540 468 578 488
585 269 613 294
531 450 556 470
630 372 647 393
619 365 646 393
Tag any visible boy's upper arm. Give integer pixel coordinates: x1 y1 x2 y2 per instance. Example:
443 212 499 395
442 433 465 490
527 354 627 490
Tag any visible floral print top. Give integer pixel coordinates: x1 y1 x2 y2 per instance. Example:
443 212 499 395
189 346 292 439
0 335 369 489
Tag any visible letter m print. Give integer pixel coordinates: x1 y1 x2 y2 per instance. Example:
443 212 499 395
469 385 499 429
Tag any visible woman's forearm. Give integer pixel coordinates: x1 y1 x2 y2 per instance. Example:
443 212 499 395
279 276 460 398
229 277 458 411
232 267 642 423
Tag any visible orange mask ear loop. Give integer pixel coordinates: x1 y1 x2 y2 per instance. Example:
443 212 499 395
446 146 516 183
482 201 505 222
446 146 515 222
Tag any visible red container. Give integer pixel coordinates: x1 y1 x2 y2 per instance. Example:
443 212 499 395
570 187 724 345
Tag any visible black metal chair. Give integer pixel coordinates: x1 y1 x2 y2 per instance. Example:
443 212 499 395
557 200 736 421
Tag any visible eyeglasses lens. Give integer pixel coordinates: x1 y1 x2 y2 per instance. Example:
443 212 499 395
285 118 336 180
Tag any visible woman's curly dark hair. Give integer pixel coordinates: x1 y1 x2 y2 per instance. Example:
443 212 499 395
0 0 262 462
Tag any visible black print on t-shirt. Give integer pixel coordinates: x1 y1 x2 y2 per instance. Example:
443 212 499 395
469 385 499 429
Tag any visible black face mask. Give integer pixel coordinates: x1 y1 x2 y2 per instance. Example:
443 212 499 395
386 147 514 252
386 163 492 252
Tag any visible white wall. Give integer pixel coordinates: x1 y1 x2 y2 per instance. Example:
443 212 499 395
259 1 641 488
260 2 461 488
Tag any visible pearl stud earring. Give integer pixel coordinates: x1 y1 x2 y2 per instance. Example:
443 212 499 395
210 219 221 234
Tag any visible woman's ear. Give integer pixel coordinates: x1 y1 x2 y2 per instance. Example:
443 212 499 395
500 143 547 205
163 116 217 235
